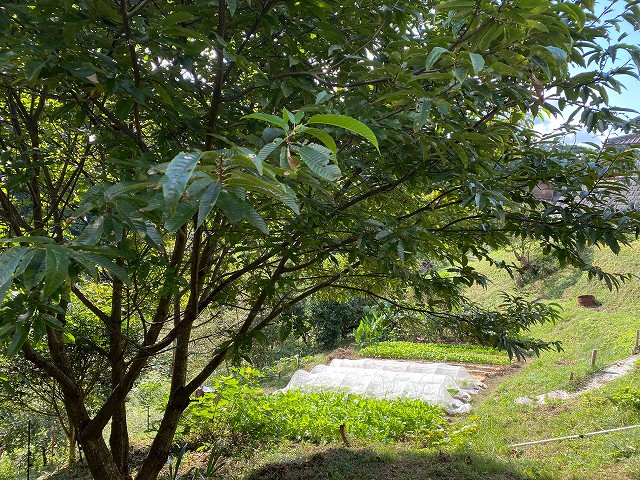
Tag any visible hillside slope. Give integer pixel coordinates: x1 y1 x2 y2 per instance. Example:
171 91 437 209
465 242 640 479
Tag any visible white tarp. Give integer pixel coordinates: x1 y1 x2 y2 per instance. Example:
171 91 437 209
280 358 481 413
329 358 478 386
282 368 457 407
310 364 462 395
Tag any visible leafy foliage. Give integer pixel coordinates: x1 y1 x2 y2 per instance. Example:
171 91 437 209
1 0 640 478
355 303 395 347
360 341 511 365
180 373 471 447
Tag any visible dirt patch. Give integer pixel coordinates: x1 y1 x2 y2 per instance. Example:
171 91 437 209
458 362 519 382
326 346 360 361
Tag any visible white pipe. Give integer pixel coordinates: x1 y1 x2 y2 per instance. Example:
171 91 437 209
509 424 640 448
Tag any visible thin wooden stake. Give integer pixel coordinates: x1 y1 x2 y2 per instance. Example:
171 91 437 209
569 372 574 381
339 423 350 447
591 349 597 367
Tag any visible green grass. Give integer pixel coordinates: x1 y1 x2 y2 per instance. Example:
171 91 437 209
225 443 550 480
461 241 640 479
360 341 511 365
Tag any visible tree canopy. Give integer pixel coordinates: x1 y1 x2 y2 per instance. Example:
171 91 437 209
1 0 640 478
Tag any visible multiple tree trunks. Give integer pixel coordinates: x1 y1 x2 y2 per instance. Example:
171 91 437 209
1 0 639 479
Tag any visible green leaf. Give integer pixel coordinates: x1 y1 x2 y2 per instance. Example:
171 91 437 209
544 46 568 63
435 0 476 10
0 376 15 396
69 250 131 286
253 139 283 175
160 11 196 26
63 331 76 344
245 113 289 130
215 191 269 233
32 317 46 342
0 281 11 305
424 46 448 69
165 199 198 232
298 145 342 181
554 3 586 28
315 91 334 104
307 114 379 152
114 99 134 120
7 322 30 358
73 217 105 246
216 191 245 222
44 245 69 298
451 142 469 168
244 206 269 234
0 236 54 244
0 247 28 287
197 182 221 228
227 0 237 16
144 222 165 251
468 53 485 74
301 128 337 156
42 314 64 330
163 151 202 213
279 321 292 342
25 60 45 81
153 82 174 106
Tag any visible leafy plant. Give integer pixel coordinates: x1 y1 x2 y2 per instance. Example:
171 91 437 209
180 376 472 448
360 341 511 365
167 444 189 480
355 302 395 347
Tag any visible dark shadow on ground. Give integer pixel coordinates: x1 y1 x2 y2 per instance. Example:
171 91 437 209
244 447 549 480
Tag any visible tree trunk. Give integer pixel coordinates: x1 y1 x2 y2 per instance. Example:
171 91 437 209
67 420 76 465
60 385 125 480
79 432 126 480
110 400 130 476
135 392 190 480
109 276 130 476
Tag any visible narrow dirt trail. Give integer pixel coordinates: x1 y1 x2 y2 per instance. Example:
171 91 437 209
515 354 639 405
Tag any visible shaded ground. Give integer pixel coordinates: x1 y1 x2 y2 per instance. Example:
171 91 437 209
243 447 548 480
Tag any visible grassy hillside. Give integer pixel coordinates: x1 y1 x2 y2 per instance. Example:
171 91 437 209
465 241 640 479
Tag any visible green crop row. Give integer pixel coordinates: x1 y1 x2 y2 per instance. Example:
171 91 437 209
179 375 474 448
359 341 511 365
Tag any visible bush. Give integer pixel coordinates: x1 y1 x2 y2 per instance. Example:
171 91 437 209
178 371 474 448
311 298 370 349
359 341 511 365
